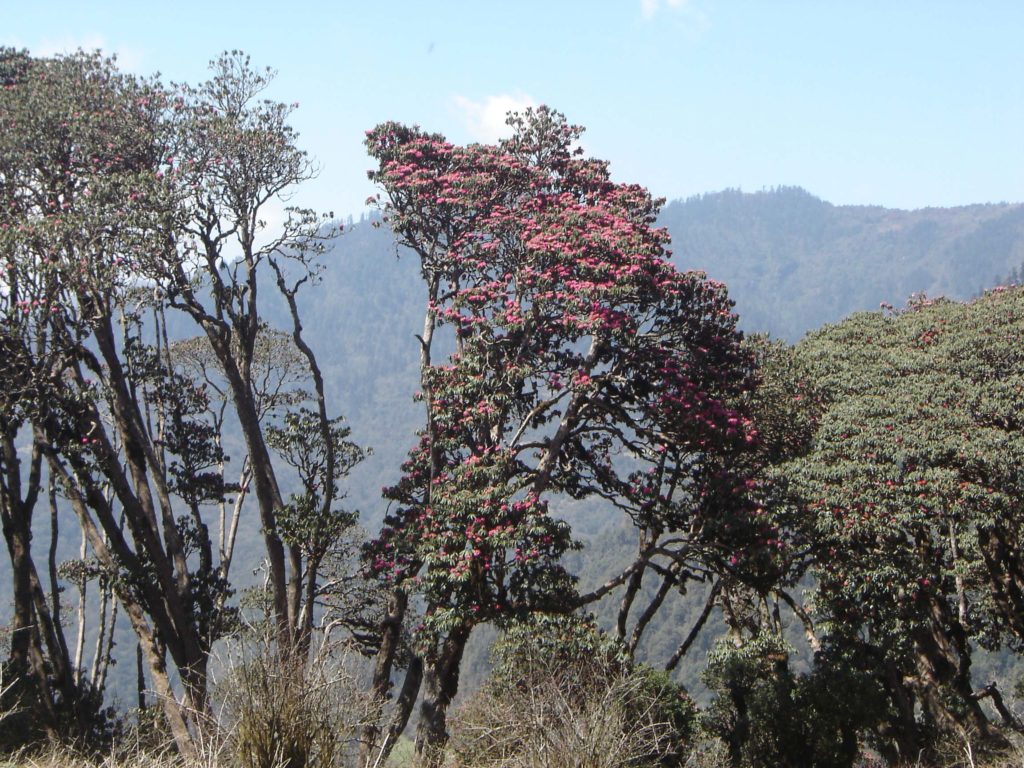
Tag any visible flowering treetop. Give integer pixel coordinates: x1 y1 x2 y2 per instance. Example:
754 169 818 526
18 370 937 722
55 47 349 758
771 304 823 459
364 108 769 636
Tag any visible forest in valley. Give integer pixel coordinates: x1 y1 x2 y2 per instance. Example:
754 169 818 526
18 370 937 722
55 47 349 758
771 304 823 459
5 49 1024 768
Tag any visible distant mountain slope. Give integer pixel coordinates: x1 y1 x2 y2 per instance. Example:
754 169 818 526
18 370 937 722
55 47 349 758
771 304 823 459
283 217 425 521
661 187 1024 340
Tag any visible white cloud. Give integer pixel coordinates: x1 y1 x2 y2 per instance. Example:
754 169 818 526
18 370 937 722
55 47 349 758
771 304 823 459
640 0 661 19
4 34 145 72
640 0 709 33
452 92 537 144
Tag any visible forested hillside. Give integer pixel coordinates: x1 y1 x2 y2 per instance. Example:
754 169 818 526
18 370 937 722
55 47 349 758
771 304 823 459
663 187 1024 340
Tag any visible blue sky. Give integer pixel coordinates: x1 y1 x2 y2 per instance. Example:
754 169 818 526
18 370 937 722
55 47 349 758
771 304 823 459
4 1 1023 220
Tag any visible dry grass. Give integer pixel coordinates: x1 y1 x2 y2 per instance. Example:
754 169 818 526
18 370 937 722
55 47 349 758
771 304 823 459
6 730 1024 768
211 628 375 768
5 747 186 768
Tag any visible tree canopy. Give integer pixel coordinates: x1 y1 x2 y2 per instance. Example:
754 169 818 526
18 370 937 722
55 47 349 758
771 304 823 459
361 107 776 763
0 49 360 758
786 288 1024 757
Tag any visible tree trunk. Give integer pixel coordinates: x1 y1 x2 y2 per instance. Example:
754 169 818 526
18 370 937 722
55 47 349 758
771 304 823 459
911 594 1005 749
215 333 293 643
136 643 147 712
46 451 202 757
0 476 60 740
414 624 471 766
129 607 198 762
359 589 409 768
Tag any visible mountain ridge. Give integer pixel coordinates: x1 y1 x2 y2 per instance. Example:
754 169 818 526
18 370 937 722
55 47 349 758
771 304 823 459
659 186 1024 341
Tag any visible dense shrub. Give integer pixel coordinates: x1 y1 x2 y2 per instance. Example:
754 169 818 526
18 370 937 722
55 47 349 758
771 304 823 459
701 633 886 768
448 615 696 767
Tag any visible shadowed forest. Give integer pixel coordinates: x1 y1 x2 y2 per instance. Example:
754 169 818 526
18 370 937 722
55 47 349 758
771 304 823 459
4 50 1024 768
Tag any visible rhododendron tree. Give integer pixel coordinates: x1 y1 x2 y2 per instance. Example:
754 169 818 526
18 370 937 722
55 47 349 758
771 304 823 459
360 108 769 764
0 50 359 757
137 51 350 655
788 289 1024 758
0 49 210 747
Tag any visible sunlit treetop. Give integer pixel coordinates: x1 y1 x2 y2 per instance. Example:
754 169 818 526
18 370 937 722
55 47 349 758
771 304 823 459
364 108 771 635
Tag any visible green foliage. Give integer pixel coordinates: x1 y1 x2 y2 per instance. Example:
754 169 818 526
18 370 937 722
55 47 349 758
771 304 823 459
489 613 631 682
0 658 117 754
740 334 824 463
701 633 884 768
449 614 696 767
782 287 1024 754
266 407 365 557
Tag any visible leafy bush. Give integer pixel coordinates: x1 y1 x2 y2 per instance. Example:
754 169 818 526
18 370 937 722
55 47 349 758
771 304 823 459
701 633 885 768
0 658 117 755
448 614 696 767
